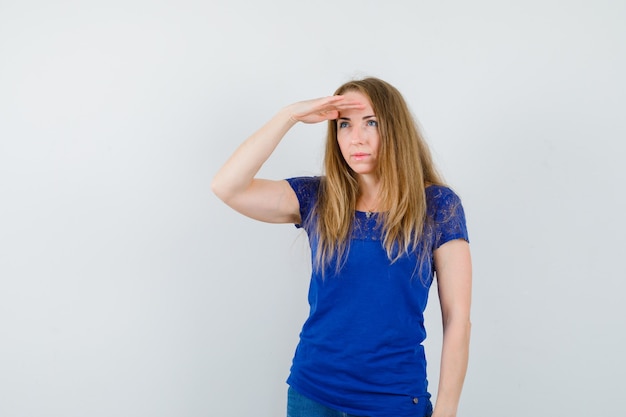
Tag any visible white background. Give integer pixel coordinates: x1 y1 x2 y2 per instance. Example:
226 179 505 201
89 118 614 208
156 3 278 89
1 1 625 416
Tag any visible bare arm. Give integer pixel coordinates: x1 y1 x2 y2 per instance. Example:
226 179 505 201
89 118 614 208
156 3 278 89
211 96 364 223
432 239 472 417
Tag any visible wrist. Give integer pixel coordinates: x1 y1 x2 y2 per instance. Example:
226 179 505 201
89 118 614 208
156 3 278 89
432 409 456 417
276 106 299 127
433 394 464 415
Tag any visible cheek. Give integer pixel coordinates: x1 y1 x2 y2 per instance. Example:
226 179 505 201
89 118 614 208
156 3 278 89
336 136 349 153
366 133 378 149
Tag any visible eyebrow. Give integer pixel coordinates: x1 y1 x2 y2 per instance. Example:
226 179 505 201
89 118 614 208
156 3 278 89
338 115 377 120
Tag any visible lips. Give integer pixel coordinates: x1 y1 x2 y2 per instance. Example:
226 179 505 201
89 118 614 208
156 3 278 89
352 152 370 160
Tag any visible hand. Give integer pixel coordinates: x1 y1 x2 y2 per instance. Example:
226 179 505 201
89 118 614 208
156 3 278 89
287 95 365 124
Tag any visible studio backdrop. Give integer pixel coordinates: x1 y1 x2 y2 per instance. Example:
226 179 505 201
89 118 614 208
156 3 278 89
1 1 625 416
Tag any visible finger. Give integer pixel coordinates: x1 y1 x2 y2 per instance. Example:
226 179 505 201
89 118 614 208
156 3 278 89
318 96 347 110
321 97 366 111
336 100 366 109
324 110 339 120
315 95 343 106
331 96 366 108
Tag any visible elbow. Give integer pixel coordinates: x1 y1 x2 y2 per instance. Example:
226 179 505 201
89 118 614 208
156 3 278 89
211 174 245 207
443 316 472 337
211 175 230 203
210 176 221 198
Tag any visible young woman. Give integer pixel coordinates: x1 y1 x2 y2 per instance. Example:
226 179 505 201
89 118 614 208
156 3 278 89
212 77 472 417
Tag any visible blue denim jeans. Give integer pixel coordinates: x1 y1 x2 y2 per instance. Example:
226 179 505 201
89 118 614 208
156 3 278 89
287 386 365 417
286 386 433 417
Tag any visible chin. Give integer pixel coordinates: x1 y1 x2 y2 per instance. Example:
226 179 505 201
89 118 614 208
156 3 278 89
351 168 377 176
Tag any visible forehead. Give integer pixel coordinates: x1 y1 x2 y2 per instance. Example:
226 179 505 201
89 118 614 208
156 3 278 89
339 90 375 116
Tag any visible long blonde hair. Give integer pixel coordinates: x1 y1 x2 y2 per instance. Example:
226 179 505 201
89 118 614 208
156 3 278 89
311 77 444 273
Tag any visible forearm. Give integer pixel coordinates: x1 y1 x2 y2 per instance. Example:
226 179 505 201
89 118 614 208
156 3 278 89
211 107 296 201
432 319 471 417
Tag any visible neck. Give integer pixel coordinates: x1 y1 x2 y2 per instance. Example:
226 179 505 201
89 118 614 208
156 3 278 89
357 173 380 197
356 174 382 213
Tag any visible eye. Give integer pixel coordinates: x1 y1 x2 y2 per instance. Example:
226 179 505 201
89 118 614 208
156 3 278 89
338 121 349 128
367 119 378 127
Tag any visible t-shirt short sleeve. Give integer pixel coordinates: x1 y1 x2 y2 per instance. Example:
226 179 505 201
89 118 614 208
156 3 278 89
285 176 321 228
426 186 469 249
285 179 468 248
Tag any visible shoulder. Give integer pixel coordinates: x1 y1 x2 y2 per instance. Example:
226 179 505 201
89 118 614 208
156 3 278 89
285 176 322 198
285 177 323 227
426 184 454 197
426 185 462 211
286 175 322 187
426 184 469 246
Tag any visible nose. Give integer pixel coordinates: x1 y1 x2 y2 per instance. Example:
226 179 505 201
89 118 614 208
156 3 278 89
350 127 364 144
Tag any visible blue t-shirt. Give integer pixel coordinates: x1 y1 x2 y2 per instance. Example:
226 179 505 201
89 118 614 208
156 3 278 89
285 176 469 417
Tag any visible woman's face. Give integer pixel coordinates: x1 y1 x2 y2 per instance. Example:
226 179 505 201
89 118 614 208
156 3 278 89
336 91 380 178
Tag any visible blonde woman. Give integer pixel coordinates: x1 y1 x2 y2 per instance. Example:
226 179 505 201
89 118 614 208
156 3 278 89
212 77 472 417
